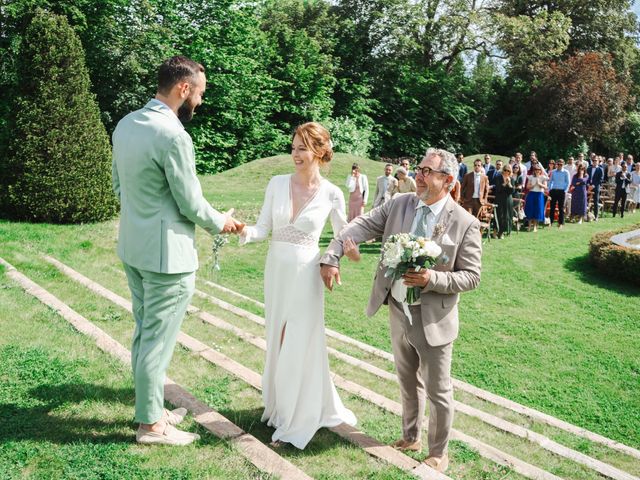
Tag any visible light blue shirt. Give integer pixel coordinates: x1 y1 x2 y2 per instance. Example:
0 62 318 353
410 194 448 238
549 169 570 192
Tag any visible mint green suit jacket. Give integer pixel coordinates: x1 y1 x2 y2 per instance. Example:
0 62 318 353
112 99 225 274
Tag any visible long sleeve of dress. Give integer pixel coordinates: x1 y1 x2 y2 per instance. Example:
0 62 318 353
240 177 275 245
329 188 348 238
361 175 369 205
346 175 357 192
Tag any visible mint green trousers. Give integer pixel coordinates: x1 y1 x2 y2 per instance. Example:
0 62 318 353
123 263 195 424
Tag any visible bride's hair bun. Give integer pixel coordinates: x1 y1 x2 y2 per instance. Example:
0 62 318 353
293 122 333 164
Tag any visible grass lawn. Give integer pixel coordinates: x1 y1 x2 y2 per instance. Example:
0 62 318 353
1 152 639 478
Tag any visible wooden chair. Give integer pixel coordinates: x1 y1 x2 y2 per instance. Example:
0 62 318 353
477 203 497 242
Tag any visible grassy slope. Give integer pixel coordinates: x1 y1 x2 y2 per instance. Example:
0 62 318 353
1 152 639 479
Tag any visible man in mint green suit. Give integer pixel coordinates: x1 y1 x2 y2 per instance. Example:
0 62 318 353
112 56 242 446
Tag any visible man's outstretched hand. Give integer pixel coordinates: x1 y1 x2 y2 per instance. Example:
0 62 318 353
221 208 245 234
320 264 341 291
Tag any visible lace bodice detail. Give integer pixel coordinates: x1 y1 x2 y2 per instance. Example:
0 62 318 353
240 175 347 247
272 225 317 246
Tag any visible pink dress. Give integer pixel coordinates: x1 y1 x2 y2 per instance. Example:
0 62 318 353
348 179 364 221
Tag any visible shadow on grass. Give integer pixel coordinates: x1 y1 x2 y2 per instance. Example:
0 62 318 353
0 383 134 444
564 254 640 294
212 406 356 455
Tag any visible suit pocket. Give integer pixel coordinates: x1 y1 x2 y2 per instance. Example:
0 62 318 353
161 220 196 272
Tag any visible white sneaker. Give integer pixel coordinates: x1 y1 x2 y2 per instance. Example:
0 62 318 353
136 424 200 446
164 407 188 426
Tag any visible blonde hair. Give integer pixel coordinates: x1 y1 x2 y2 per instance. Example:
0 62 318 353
292 122 333 164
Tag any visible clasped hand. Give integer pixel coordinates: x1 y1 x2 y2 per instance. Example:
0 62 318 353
221 208 245 234
402 267 430 288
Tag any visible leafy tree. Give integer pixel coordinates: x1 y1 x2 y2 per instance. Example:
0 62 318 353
3 9 117 223
259 0 337 131
530 52 633 152
172 0 286 173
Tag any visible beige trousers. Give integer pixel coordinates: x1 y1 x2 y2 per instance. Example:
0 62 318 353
389 298 454 457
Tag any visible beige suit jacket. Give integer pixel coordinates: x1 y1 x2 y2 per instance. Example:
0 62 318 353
320 194 482 346
373 175 397 208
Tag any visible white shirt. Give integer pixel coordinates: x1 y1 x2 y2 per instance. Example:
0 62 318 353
410 194 448 239
473 172 482 198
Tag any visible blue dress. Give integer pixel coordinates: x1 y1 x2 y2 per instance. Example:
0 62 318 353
570 174 589 216
524 176 546 222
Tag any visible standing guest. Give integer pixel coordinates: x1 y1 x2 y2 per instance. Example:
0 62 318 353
565 157 576 181
587 156 604 221
456 153 467 183
390 167 417 197
346 163 369 221
547 159 556 173
511 163 525 200
373 163 397 208
548 159 570 229
487 159 503 191
569 163 589 224
612 163 632 218
400 158 416 178
494 165 515 238
112 56 243 446
626 154 635 171
461 159 489 216
524 165 547 232
482 154 494 175
525 151 538 171
606 158 616 185
577 153 587 169
514 152 527 178
630 162 640 214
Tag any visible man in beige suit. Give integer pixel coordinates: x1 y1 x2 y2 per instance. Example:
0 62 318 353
320 148 481 473
460 158 489 216
372 163 398 208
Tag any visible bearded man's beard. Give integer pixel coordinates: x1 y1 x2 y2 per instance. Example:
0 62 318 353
178 97 196 123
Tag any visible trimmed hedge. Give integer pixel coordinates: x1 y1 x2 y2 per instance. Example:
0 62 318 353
589 224 640 286
3 9 117 224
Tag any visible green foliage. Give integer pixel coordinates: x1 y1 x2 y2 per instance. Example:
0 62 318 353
324 116 375 157
589 224 640 286
372 62 477 157
259 0 337 130
3 9 117 223
175 0 287 173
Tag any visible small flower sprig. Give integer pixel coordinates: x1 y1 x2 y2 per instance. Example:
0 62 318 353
208 234 229 278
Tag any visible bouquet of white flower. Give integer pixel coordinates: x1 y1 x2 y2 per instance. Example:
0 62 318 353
382 233 444 308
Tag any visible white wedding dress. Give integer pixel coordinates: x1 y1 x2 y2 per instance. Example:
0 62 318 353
241 174 357 449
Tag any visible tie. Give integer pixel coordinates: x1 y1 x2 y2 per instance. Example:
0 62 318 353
414 205 431 238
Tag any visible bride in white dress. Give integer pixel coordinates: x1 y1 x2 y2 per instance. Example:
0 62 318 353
240 122 357 449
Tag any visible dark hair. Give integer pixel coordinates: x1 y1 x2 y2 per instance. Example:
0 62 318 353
352 163 359 171
158 56 204 95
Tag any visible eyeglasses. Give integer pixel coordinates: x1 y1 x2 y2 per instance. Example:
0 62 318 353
416 166 448 177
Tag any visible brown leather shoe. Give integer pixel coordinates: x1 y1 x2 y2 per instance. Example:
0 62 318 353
424 453 449 472
390 438 422 452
